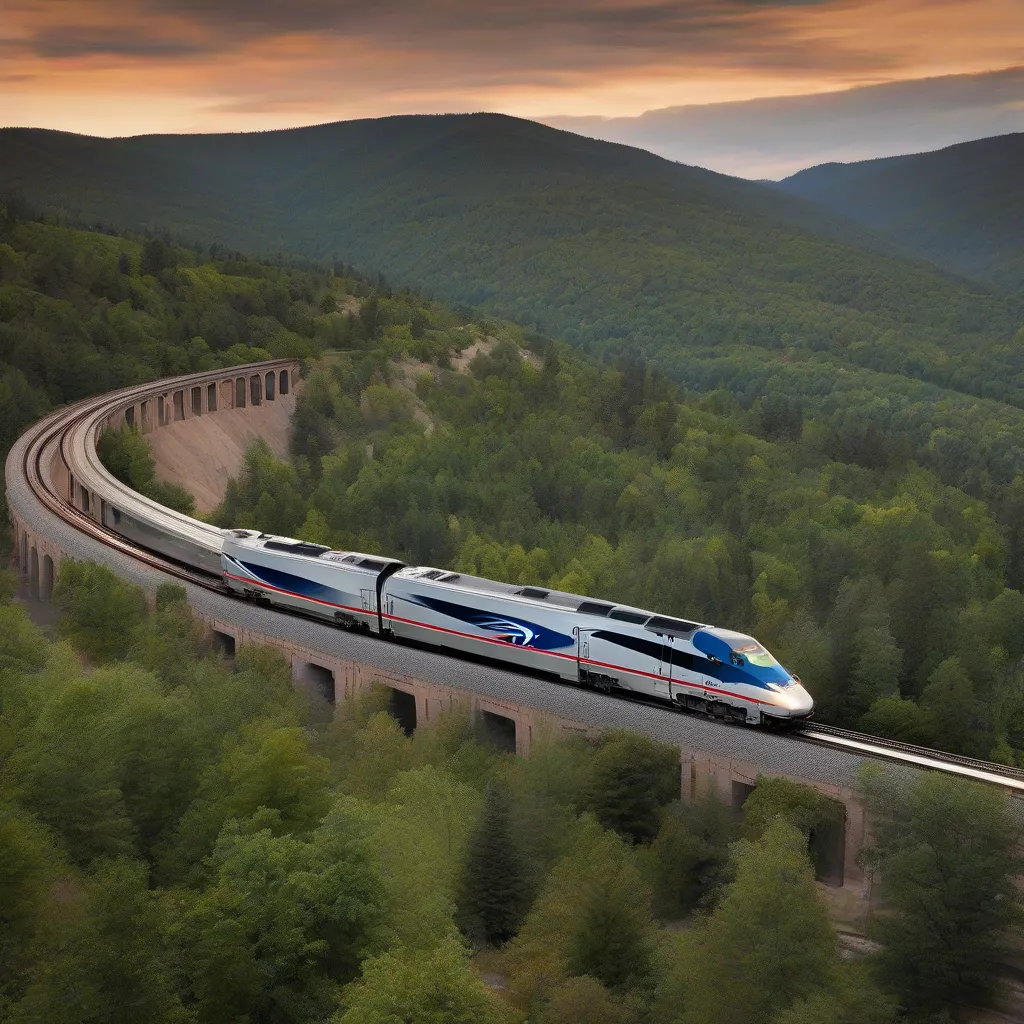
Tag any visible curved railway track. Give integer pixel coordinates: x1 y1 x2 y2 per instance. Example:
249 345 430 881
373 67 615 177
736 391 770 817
14 365 1024 796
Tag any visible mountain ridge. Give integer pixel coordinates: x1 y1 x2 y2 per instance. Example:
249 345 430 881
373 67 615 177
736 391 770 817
778 133 1024 293
2 113 1020 409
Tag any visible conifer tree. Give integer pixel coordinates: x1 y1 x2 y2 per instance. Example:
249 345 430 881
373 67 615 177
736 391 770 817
566 880 654 993
456 782 528 946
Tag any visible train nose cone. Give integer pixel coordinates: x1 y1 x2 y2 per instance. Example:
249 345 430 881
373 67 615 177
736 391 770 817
788 684 814 716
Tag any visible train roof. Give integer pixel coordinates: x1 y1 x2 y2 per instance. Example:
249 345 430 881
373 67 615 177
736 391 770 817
225 531 403 572
395 565 705 636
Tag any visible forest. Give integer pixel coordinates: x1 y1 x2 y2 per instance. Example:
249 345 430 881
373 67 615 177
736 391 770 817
0 562 1019 1023
0 202 330 541
4 117 1023 407
201 267 1024 766
7 206 1024 759
2 170 1024 1021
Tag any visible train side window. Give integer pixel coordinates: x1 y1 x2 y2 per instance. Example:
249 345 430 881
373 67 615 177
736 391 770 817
112 508 121 525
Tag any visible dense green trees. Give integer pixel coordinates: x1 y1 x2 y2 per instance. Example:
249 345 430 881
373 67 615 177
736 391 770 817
861 768 1023 1018
4 117 1023 413
209 295 1024 765
336 939 520 1024
9 212 1024 770
0 209 341 549
676 820 839 1024
5 195 1024 1021
2 562 1021 1021
583 732 681 844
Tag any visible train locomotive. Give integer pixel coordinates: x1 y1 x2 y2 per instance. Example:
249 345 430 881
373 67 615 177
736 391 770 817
221 530 814 725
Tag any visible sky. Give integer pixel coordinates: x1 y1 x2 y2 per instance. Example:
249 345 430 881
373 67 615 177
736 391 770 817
2 0 1023 176
547 66 1024 177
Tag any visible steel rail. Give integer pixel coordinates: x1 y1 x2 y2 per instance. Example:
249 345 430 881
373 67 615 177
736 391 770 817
796 723 1024 786
16 367 1024 795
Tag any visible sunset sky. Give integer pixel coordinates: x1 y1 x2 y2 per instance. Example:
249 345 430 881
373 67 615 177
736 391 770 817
2 0 1023 173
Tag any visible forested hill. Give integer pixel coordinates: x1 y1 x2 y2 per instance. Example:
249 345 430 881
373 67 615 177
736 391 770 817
779 133 1024 293
3 115 1021 403
0 209 334 542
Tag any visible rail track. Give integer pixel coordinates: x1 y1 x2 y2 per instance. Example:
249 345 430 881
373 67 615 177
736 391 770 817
15 367 1024 796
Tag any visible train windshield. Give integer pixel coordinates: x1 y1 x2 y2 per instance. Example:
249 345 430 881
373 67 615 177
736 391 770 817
734 645 777 668
710 629 792 683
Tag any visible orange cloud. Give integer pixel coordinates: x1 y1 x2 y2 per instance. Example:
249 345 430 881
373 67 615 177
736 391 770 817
1 0 1021 134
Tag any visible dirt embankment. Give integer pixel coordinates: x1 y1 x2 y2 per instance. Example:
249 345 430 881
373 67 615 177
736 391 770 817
147 335 540 514
147 390 297 514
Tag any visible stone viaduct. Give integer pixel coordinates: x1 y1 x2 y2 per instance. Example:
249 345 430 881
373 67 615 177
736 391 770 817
8 360 914 908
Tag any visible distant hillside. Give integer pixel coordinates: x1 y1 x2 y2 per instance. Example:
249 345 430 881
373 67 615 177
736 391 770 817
779 133 1024 293
3 115 1022 406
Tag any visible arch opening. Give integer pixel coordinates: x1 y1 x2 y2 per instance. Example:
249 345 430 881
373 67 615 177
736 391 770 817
29 547 39 600
235 377 246 408
388 688 417 735
41 554 54 601
212 630 236 659
207 382 218 412
476 709 516 753
279 369 290 395
250 375 262 406
191 386 202 415
265 371 275 401
300 662 335 704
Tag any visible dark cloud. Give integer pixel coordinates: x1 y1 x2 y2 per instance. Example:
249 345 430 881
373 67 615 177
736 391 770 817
141 0 861 62
28 26 211 59
545 66 1024 178
149 0 835 34
2 0 893 88
144 0 357 35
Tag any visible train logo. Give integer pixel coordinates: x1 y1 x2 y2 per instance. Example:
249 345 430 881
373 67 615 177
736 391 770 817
404 594 575 650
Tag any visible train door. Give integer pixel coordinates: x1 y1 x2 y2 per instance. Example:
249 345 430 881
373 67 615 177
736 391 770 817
360 588 377 618
655 634 673 699
575 627 599 687
575 628 623 692
575 627 588 672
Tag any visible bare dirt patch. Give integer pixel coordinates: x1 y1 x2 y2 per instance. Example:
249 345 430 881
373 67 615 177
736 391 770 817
147 389 299 514
391 358 438 436
451 337 495 374
451 335 541 374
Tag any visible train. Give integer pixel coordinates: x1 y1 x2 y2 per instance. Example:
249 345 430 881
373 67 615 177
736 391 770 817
219 529 814 725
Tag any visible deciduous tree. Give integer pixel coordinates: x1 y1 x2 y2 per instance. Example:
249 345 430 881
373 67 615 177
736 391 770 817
861 767 1022 1016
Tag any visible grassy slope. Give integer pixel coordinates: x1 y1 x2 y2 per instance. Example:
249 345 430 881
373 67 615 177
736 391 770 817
778 133 1024 293
3 115 1021 406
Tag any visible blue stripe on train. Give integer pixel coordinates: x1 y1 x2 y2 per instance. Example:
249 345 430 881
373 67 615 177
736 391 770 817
231 557 357 609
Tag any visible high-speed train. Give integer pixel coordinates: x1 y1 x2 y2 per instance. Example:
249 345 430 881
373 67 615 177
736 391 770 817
220 530 814 725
